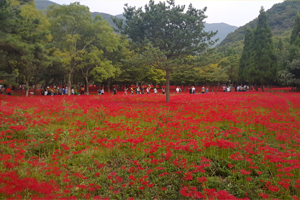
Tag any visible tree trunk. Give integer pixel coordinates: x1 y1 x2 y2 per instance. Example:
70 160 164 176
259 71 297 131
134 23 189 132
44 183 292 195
291 85 293 91
33 68 39 95
25 78 29 97
108 79 111 93
68 72 72 96
261 84 264 92
85 77 89 95
166 69 170 102
34 75 37 95
216 82 220 93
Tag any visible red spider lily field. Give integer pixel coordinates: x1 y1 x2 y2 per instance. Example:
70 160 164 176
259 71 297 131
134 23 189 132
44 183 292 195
1 92 300 200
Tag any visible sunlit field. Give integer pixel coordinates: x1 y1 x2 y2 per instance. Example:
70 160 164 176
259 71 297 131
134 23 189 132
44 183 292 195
1 92 300 199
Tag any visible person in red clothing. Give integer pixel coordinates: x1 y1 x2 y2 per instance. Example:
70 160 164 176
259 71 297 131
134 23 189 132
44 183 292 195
6 87 11 95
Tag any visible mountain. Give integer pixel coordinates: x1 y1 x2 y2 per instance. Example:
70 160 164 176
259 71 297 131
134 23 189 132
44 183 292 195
219 1 300 47
34 0 237 45
35 0 58 11
91 12 119 30
204 23 238 46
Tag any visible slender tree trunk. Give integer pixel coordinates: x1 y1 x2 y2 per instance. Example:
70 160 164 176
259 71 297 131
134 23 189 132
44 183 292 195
68 72 72 96
85 77 89 94
25 78 29 97
34 74 38 95
166 69 170 102
216 82 220 93
261 84 264 92
108 79 111 93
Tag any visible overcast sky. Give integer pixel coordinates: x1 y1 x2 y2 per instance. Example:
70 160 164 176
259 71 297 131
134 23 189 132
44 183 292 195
50 0 284 27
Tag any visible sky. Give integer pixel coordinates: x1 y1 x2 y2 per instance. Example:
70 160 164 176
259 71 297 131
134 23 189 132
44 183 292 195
50 0 284 27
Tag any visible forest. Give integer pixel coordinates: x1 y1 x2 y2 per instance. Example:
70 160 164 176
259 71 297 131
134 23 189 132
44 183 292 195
1 0 300 100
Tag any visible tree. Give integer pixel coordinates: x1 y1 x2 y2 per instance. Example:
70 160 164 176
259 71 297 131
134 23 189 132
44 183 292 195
245 7 277 91
171 68 199 91
239 27 253 83
219 55 239 84
0 0 52 96
279 13 300 90
47 3 116 95
114 0 216 102
290 13 300 45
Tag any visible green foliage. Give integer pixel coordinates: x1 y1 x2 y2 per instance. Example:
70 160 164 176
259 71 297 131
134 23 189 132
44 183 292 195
244 8 277 86
220 1 300 47
114 0 216 101
278 13 300 89
239 27 253 83
47 2 118 94
290 13 300 45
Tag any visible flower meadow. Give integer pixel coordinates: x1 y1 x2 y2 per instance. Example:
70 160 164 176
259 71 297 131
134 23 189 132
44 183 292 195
1 92 300 199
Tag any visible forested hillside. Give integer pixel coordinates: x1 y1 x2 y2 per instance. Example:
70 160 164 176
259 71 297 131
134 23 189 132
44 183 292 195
219 1 300 46
34 0 237 46
35 0 57 10
205 23 237 46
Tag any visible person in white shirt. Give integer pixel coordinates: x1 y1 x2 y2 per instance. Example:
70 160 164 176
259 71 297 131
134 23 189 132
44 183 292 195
146 87 150 94
71 88 74 95
176 87 179 94
154 88 157 94
227 86 231 92
137 87 140 94
192 86 195 94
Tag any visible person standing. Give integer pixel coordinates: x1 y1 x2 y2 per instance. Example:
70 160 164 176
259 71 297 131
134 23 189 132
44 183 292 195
130 87 134 95
80 86 85 95
124 87 128 95
113 86 117 95
188 87 192 94
202 86 205 94
6 86 11 95
227 85 231 92
137 86 140 94
176 87 179 94
162 87 165 95
154 88 157 94
101 87 104 95
192 86 195 94
141 86 145 94
146 86 150 94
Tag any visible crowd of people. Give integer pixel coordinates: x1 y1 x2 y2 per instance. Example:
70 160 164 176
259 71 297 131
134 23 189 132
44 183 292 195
105 85 165 95
222 84 254 92
0 85 12 95
40 86 89 96
0 83 258 96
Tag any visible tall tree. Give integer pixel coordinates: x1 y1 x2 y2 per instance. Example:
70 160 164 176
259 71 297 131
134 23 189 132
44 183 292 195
47 3 116 95
245 7 277 91
0 0 51 96
219 55 239 84
290 13 300 46
114 0 216 102
279 13 300 90
239 27 253 83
